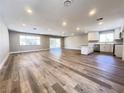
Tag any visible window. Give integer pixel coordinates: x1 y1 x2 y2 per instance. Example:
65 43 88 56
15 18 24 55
99 31 114 43
20 35 40 45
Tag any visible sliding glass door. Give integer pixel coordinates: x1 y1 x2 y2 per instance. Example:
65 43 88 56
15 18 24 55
50 38 61 49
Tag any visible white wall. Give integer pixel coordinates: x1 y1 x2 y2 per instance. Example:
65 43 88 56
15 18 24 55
64 34 88 50
0 18 9 69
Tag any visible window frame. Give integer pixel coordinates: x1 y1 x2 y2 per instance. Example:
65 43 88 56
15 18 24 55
19 35 41 46
99 31 114 43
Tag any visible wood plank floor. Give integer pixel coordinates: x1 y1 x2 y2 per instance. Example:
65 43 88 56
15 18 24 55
0 49 124 93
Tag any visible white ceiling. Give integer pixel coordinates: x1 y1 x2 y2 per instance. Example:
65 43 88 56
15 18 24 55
0 0 124 36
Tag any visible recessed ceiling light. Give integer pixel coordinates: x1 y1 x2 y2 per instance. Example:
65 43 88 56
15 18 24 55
76 27 80 31
27 9 32 14
98 22 103 25
22 24 26 26
62 32 65 34
25 7 33 14
62 21 67 26
48 29 51 31
89 9 96 16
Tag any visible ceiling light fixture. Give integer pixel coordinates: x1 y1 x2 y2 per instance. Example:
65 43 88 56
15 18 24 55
62 32 65 34
48 29 51 31
62 21 67 26
76 27 80 31
27 9 32 14
89 9 96 16
25 7 33 14
98 22 103 25
22 24 26 26
64 0 73 7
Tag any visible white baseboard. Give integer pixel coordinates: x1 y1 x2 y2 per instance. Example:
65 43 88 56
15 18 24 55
0 53 9 70
10 48 49 54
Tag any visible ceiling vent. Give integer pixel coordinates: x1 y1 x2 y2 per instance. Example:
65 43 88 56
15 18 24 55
97 17 103 21
64 0 73 7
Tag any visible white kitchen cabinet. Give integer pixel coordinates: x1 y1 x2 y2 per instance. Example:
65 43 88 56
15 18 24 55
100 44 113 53
88 32 99 41
106 44 113 52
115 45 123 57
114 27 122 40
100 44 105 52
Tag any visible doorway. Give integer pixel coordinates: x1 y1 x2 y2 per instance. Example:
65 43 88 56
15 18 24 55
50 38 61 49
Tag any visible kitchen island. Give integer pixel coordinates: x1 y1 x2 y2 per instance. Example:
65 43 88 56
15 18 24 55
81 45 94 55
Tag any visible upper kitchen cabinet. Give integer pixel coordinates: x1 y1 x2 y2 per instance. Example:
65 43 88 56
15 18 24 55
114 27 123 40
88 32 99 41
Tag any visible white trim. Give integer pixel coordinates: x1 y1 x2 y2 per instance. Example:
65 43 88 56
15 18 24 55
0 53 9 70
10 48 49 54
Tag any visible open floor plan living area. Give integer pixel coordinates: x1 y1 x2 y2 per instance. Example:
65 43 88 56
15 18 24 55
0 0 124 93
